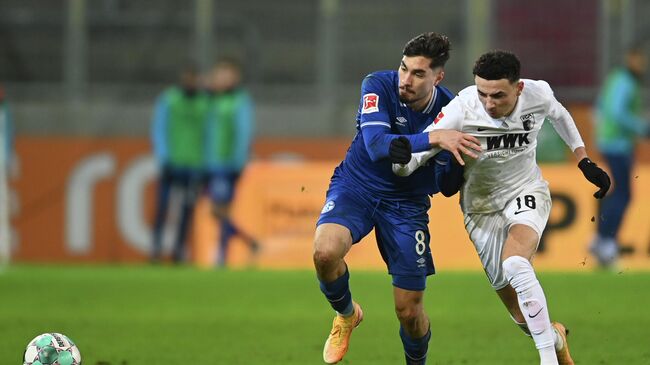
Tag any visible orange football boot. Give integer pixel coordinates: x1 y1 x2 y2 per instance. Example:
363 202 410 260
322 301 364 364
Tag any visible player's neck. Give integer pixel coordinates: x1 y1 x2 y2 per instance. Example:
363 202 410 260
409 88 434 113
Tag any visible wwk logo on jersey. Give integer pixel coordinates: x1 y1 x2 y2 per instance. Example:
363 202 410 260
520 113 536 131
362 93 379 114
486 133 531 150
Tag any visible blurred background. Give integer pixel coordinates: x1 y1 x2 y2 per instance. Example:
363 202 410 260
3 0 649 136
1 0 649 270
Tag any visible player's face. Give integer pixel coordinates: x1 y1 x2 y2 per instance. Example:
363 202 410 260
475 76 523 119
398 56 444 110
627 52 647 77
210 64 242 92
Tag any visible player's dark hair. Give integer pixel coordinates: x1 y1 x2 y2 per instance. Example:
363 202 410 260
402 32 451 69
472 50 520 83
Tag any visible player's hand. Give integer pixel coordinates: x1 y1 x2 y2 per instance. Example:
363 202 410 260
428 130 482 166
578 157 611 199
389 136 412 164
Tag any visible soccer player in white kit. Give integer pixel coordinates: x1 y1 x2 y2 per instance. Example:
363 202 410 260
390 50 611 365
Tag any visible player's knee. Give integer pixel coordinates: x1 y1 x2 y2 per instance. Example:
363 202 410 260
312 247 338 269
502 255 536 288
313 238 345 270
313 228 350 269
394 303 421 327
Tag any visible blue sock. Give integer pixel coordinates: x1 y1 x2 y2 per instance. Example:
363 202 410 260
319 268 353 316
400 326 431 365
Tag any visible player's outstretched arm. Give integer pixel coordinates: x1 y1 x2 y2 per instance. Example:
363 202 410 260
390 128 481 177
574 147 611 199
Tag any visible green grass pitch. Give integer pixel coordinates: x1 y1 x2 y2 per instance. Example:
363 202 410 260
1 265 649 364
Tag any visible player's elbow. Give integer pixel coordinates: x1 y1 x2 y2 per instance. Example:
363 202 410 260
364 143 387 163
367 152 383 163
363 132 391 163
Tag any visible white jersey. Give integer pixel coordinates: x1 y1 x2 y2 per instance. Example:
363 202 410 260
394 79 585 213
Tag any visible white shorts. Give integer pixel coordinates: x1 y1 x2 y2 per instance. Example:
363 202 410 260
463 182 551 290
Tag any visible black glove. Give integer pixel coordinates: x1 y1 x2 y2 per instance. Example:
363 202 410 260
578 158 611 199
389 136 412 164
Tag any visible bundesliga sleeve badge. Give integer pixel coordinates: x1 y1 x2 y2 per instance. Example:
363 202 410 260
361 93 379 114
433 111 444 124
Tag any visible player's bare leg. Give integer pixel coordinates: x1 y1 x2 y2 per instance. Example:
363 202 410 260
314 223 362 364
497 286 574 364
394 287 430 365
314 223 352 281
501 224 559 365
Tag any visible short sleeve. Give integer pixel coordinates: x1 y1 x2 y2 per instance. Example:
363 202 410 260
358 75 392 129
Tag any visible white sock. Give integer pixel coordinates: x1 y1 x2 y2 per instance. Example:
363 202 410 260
512 314 563 351
552 326 563 351
503 256 558 365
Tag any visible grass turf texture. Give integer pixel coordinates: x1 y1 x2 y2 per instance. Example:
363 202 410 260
1 265 649 364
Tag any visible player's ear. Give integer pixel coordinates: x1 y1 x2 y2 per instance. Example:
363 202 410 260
433 70 445 86
516 80 524 95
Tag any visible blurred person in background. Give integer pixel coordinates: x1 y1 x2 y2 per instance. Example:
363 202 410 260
313 33 480 365
205 58 259 268
0 85 15 265
0 86 15 163
391 50 612 365
0 85 15 174
591 43 649 268
150 64 210 263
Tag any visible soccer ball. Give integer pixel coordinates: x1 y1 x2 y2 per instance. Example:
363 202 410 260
23 333 82 365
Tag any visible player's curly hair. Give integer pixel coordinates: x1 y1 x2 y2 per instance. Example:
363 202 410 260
402 32 451 69
473 50 521 83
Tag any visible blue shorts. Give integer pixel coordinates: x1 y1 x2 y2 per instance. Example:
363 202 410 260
208 172 241 204
317 176 434 291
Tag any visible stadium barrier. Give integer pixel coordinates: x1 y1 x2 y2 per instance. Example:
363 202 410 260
12 136 650 270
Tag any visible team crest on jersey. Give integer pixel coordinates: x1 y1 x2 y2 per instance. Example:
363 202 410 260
362 93 379 114
321 200 336 214
433 111 444 124
520 113 535 131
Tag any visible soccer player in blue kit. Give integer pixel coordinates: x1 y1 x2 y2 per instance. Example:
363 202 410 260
313 32 482 364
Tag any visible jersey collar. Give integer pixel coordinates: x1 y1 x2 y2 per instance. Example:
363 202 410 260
422 86 438 114
398 85 437 114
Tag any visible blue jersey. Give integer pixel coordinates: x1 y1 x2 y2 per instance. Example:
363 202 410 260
334 70 454 199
